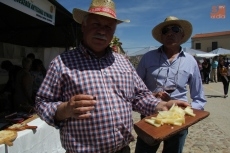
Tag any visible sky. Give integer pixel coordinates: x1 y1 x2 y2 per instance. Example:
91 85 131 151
57 0 230 55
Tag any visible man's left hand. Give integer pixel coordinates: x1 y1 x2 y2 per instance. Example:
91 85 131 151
155 100 190 112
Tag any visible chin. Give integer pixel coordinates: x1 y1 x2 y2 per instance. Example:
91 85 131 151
167 42 179 46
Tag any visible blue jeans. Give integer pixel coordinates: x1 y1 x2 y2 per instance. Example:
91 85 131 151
135 129 188 153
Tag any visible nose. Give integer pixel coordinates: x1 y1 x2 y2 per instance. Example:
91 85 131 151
96 26 107 34
165 29 175 35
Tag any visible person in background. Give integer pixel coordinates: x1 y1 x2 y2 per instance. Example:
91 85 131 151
26 53 35 61
202 58 211 84
196 58 203 82
30 59 46 102
218 59 229 98
226 58 229 66
13 57 34 112
135 16 207 153
211 56 218 83
35 1 189 153
0 60 22 112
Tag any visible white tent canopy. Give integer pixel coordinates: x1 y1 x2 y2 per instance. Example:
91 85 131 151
195 53 218 58
209 48 230 55
183 48 207 56
183 48 218 58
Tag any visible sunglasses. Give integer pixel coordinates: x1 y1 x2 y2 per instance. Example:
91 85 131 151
162 26 181 35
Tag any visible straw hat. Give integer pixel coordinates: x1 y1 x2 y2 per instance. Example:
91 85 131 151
73 0 130 24
152 16 192 44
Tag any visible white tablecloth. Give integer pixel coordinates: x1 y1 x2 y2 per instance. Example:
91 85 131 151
5 118 66 153
0 144 6 153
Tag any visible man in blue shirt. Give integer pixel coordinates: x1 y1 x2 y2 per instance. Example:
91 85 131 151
135 16 207 153
211 57 219 82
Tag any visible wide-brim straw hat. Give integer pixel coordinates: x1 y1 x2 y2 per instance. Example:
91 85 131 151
152 16 193 44
73 0 130 24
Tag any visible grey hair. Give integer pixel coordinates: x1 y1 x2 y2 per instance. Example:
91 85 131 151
82 14 89 26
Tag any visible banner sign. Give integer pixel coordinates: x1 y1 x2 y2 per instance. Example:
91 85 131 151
1 0 56 25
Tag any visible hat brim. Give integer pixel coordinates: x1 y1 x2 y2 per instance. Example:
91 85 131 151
152 20 192 44
73 8 130 24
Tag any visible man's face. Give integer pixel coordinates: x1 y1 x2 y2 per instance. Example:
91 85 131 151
160 24 184 46
81 14 117 53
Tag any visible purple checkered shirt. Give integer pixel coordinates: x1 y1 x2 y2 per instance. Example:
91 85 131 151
35 44 160 153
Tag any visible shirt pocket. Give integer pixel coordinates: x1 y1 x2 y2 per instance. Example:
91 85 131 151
110 69 134 100
176 70 190 88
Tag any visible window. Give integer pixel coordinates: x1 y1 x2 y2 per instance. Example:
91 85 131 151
195 43 201 49
212 42 218 50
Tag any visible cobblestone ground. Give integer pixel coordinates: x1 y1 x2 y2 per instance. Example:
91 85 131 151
130 111 230 153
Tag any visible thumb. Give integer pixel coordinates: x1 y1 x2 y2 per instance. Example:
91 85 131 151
175 100 190 107
161 106 169 111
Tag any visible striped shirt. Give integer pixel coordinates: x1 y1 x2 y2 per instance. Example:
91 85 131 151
35 44 160 153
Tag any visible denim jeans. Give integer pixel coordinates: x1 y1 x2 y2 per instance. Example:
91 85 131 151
135 129 188 153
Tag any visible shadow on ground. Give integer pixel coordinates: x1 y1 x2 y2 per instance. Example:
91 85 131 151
205 94 225 98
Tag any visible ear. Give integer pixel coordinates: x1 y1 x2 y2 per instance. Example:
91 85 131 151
181 32 185 38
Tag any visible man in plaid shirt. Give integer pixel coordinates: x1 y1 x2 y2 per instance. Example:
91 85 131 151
35 0 189 153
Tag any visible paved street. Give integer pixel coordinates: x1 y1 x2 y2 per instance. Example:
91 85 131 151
130 81 230 153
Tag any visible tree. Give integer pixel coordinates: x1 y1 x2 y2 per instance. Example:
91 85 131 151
110 36 125 54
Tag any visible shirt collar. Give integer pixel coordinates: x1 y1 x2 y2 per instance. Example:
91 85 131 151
158 45 186 57
79 43 113 60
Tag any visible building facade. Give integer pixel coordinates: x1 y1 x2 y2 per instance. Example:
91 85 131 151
191 31 230 52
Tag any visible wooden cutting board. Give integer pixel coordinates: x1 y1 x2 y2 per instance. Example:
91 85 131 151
134 109 210 146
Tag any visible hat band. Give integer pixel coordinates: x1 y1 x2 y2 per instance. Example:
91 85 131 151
89 6 116 18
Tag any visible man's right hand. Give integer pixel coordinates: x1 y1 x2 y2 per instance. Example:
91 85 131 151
55 94 97 121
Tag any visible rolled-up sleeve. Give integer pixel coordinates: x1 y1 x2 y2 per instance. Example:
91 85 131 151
35 57 64 128
131 68 161 116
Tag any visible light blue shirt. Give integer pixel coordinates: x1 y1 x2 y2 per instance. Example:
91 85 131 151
211 60 218 69
136 47 207 110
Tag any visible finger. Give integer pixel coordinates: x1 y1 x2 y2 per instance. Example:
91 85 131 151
161 107 168 111
176 101 190 107
74 106 95 114
74 113 92 119
72 94 95 101
74 100 96 108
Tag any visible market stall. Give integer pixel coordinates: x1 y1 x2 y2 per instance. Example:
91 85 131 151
0 114 65 153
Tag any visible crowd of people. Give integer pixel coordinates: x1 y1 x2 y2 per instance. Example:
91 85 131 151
0 0 229 153
0 53 46 113
197 56 230 98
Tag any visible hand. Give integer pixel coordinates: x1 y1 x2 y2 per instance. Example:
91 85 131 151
56 94 97 120
153 91 170 101
155 100 190 112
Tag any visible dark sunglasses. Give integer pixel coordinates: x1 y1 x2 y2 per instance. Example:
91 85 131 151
162 26 181 35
